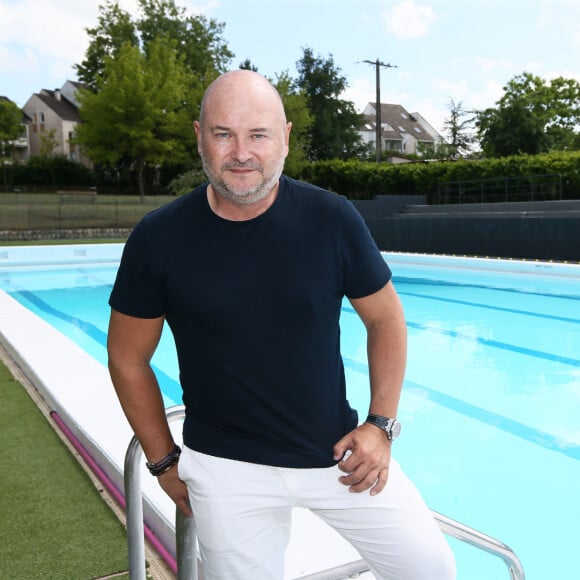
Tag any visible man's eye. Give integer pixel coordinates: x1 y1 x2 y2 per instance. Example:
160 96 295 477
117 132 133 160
215 133 230 139
251 134 266 140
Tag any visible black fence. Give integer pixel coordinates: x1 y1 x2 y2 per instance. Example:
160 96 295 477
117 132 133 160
435 174 563 205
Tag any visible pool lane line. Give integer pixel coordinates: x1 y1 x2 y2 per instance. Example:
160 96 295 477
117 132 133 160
343 357 580 462
398 291 580 325
405 320 580 368
10 289 183 405
340 305 580 368
393 276 580 302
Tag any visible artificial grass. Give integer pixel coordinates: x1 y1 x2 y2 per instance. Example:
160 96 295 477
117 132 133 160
0 360 129 579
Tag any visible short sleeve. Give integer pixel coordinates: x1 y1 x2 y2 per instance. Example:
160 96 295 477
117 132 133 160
339 197 392 299
108 218 167 318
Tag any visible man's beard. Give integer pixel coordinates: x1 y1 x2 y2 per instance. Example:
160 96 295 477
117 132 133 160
200 154 285 205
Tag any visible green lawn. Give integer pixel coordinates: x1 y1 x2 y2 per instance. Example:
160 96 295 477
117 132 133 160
0 358 132 579
0 239 172 578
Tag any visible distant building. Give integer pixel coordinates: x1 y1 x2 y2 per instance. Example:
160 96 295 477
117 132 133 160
0 96 31 163
358 102 445 158
22 81 92 168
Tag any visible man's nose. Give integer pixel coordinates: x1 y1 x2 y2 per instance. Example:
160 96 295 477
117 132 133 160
230 138 253 163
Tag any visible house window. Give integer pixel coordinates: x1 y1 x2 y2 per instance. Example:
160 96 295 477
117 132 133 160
414 127 422 133
40 112 45 122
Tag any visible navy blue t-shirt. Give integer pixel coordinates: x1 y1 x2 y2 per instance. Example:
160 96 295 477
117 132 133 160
109 176 391 467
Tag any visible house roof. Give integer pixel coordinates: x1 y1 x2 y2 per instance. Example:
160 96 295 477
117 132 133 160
360 102 441 144
34 89 81 122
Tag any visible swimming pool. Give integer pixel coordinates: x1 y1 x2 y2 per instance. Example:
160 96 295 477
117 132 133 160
1 244 579 579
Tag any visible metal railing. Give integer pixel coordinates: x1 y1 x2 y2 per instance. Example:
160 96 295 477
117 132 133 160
435 173 562 205
125 406 525 580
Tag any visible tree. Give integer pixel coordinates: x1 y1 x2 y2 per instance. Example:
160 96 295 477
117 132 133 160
477 100 547 157
0 98 23 191
74 0 139 89
273 71 312 174
239 59 259 72
443 99 475 157
476 72 580 157
75 0 232 87
295 47 365 160
39 129 58 158
75 38 198 201
137 0 232 80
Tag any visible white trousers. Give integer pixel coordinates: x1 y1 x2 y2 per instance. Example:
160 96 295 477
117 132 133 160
178 446 456 580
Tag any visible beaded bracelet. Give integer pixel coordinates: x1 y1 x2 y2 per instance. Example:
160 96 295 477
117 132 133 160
146 444 181 477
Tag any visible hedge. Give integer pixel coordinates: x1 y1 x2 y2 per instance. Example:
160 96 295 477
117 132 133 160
292 151 580 202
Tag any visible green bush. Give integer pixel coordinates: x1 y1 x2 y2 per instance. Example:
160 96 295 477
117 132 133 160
293 151 580 201
8 156 93 190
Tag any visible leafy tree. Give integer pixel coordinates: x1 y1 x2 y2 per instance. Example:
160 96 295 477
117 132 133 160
75 0 232 87
274 71 312 175
239 59 259 72
443 99 476 157
0 98 23 191
137 0 232 80
39 129 58 158
477 100 547 157
295 47 365 160
74 0 139 88
500 72 580 150
75 38 198 200
476 72 580 157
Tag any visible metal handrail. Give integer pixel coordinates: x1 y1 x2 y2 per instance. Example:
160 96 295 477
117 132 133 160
124 406 525 580
433 511 525 580
125 406 196 580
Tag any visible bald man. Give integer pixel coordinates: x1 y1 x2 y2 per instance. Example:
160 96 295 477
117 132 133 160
108 70 455 579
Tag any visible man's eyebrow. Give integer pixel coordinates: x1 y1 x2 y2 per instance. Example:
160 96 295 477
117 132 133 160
209 125 271 133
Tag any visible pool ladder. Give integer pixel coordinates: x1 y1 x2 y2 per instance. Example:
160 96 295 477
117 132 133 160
125 406 526 580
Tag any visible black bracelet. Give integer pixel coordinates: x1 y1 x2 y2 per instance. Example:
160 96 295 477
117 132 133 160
146 444 181 477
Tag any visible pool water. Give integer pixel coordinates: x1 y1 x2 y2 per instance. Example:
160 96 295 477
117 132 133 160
1 248 579 580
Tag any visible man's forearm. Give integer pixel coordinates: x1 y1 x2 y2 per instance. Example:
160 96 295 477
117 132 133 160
109 362 175 463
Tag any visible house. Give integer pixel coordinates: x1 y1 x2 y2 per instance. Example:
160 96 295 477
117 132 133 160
0 96 31 163
22 81 92 168
358 103 445 158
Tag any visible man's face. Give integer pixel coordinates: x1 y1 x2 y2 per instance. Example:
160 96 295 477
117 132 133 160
194 86 291 205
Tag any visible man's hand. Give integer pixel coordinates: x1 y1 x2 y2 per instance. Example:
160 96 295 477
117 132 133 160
333 422 392 496
158 467 193 517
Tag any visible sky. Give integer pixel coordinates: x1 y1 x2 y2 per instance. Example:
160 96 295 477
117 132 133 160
1 0 580 135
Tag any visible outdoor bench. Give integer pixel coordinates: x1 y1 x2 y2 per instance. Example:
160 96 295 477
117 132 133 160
58 189 97 203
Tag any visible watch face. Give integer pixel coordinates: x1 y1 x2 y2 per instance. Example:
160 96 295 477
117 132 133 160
390 420 402 440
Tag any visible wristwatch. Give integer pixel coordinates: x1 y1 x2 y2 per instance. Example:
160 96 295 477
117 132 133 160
365 414 402 441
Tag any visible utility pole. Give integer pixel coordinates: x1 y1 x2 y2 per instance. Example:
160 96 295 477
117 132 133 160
363 59 397 162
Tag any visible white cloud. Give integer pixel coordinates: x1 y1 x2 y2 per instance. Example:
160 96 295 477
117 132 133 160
342 77 375 112
432 78 470 101
0 0 99 72
469 80 504 111
187 0 221 15
383 0 436 39
474 56 514 73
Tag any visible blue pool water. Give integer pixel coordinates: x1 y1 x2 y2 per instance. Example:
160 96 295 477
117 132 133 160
1 245 579 580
